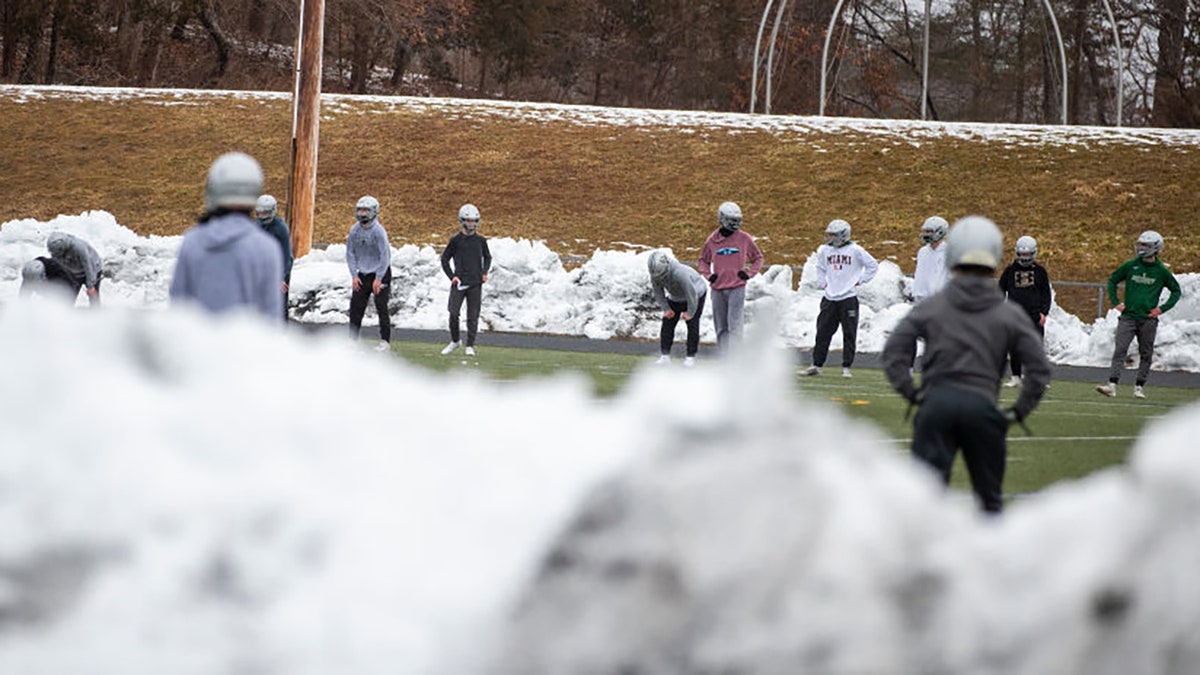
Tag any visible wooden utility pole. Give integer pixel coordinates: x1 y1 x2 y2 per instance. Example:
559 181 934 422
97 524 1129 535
287 0 325 258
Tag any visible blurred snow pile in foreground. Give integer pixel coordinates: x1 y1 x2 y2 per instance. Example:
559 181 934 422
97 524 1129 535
0 304 1199 673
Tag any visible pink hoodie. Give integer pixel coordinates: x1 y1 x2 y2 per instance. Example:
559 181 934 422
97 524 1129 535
698 229 764 290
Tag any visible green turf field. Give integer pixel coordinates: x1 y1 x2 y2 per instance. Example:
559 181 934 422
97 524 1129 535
389 341 1200 501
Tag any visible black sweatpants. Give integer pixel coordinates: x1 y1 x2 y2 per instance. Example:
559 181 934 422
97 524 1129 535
1009 312 1044 377
912 385 1009 513
812 296 859 368
448 283 483 346
349 268 392 342
660 294 706 357
282 275 290 322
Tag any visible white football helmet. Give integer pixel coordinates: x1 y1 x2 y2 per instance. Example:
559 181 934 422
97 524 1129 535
647 249 673 281
920 216 948 244
945 216 1002 270
205 152 263 212
825 219 851 247
356 195 380 224
717 201 743 231
255 195 278 225
459 203 480 233
1014 235 1037 266
1136 230 1163 259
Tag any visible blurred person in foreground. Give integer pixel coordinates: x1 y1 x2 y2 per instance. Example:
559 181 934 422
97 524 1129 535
169 152 283 321
882 216 1050 514
647 249 707 367
346 195 393 351
255 194 294 321
45 231 103 307
1095 230 1181 400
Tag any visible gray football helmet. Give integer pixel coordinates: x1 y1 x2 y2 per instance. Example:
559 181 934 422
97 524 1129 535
1015 235 1037 266
205 152 263 212
647 249 672 281
1136 230 1163 259
920 216 948 244
356 195 380 224
717 202 743 231
945 216 1003 270
825 219 852 247
255 195 278 225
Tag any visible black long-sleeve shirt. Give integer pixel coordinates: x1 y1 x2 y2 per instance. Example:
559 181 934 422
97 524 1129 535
441 233 492 287
998 261 1052 317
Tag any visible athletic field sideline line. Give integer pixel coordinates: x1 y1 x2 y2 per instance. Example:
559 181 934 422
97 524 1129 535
876 435 1138 444
330 325 1200 388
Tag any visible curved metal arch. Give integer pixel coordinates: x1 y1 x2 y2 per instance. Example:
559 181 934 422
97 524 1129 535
1099 0 1124 126
750 0 791 114
1041 0 1070 124
764 0 789 113
817 0 1070 124
818 0 853 117
750 0 776 114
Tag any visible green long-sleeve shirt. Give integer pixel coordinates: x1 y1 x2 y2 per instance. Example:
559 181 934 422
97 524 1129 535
1106 257 1181 319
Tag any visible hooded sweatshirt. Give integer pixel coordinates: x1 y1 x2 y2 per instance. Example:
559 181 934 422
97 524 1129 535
698 229 764 291
346 219 391 279
170 211 284 320
883 274 1050 420
912 243 947 304
999 260 1052 317
816 241 879 301
47 232 102 289
651 259 708 317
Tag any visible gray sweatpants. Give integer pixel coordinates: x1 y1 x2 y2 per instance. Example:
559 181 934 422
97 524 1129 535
1107 316 1158 385
710 286 746 353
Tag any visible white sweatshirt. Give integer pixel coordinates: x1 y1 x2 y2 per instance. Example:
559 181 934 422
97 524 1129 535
912 243 947 304
816 242 879 301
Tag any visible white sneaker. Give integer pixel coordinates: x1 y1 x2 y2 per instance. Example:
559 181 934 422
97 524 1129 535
375 340 390 352
441 341 460 355
1095 382 1116 398
1004 375 1021 388
683 356 696 367
465 346 476 357
842 367 852 379
1133 385 1146 399
655 355 671 365
802 365 821 376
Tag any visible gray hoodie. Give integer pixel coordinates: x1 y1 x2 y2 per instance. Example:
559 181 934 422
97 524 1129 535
169 211 284 320
883 274 1050 419
651 260 708 317
346 219 391 279
46 232 102 289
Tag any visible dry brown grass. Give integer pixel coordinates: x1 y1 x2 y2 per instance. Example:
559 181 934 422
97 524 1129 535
2 87 1197 318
